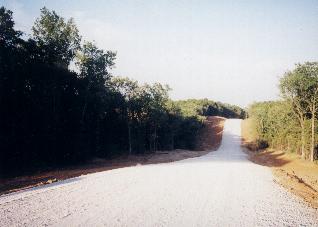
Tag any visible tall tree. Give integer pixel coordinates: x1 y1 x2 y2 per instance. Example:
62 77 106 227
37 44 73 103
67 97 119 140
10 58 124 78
0 7 22 47
32 7 81 67
294 62 318 161
142 83 170 151
76 41 116 154
0 6 22 94
280 70 309 159
76 41 116 124
110 77 139 155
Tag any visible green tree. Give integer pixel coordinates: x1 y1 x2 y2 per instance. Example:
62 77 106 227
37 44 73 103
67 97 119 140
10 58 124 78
280 70 309 159
142 83 170 151
76 41 116 124
293 62 318 161
110 77 139 155
0 7 22 47
32 7 81 67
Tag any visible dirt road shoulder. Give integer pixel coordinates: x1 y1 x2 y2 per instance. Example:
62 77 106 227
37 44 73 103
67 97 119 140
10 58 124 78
241 119 318 209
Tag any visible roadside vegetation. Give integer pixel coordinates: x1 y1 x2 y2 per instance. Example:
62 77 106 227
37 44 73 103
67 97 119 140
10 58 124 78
242 63 318 208
0 7 245 177
174 99 247 119
244 62 318 162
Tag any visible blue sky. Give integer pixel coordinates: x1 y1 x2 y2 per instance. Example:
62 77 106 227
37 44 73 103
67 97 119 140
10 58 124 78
2 0 318 107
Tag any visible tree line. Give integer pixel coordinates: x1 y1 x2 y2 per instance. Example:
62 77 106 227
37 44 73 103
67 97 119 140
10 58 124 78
174 99 247 119
247 62 318 161
0 7 246 176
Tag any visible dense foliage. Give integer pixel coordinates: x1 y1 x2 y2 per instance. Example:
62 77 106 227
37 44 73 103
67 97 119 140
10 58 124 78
0 7 244 176
174 99 246 119
247 63 318 161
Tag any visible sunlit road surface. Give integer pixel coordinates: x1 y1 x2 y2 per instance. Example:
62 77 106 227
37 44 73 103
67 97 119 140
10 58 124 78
1 119 317 226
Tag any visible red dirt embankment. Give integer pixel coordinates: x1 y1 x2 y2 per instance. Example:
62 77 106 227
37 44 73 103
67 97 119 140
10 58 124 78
196 116 225 151
241 119 318 209
0 116 225 195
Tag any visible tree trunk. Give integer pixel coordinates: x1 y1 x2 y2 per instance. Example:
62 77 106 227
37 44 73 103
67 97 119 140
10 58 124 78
171 133 175 150
81 101 88 124
154 125 157 152
301 120 305 159
81 81 92 126
96 117 101 155
128 122 132 155
310 105 315 162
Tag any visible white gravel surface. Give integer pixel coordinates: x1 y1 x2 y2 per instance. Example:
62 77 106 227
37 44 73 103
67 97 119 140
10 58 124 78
1 119 318 226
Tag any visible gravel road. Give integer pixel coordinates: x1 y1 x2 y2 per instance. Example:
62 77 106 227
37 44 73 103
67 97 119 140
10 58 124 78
1 119 317 226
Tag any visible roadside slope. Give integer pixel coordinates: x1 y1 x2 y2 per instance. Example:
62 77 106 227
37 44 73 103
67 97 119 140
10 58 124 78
242 119 318 209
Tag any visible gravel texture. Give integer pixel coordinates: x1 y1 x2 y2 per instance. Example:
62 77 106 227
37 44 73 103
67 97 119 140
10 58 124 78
1 119 317 226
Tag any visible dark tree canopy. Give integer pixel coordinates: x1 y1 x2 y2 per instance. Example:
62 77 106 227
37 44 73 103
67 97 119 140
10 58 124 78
0 7 22 47
0 6 246 177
